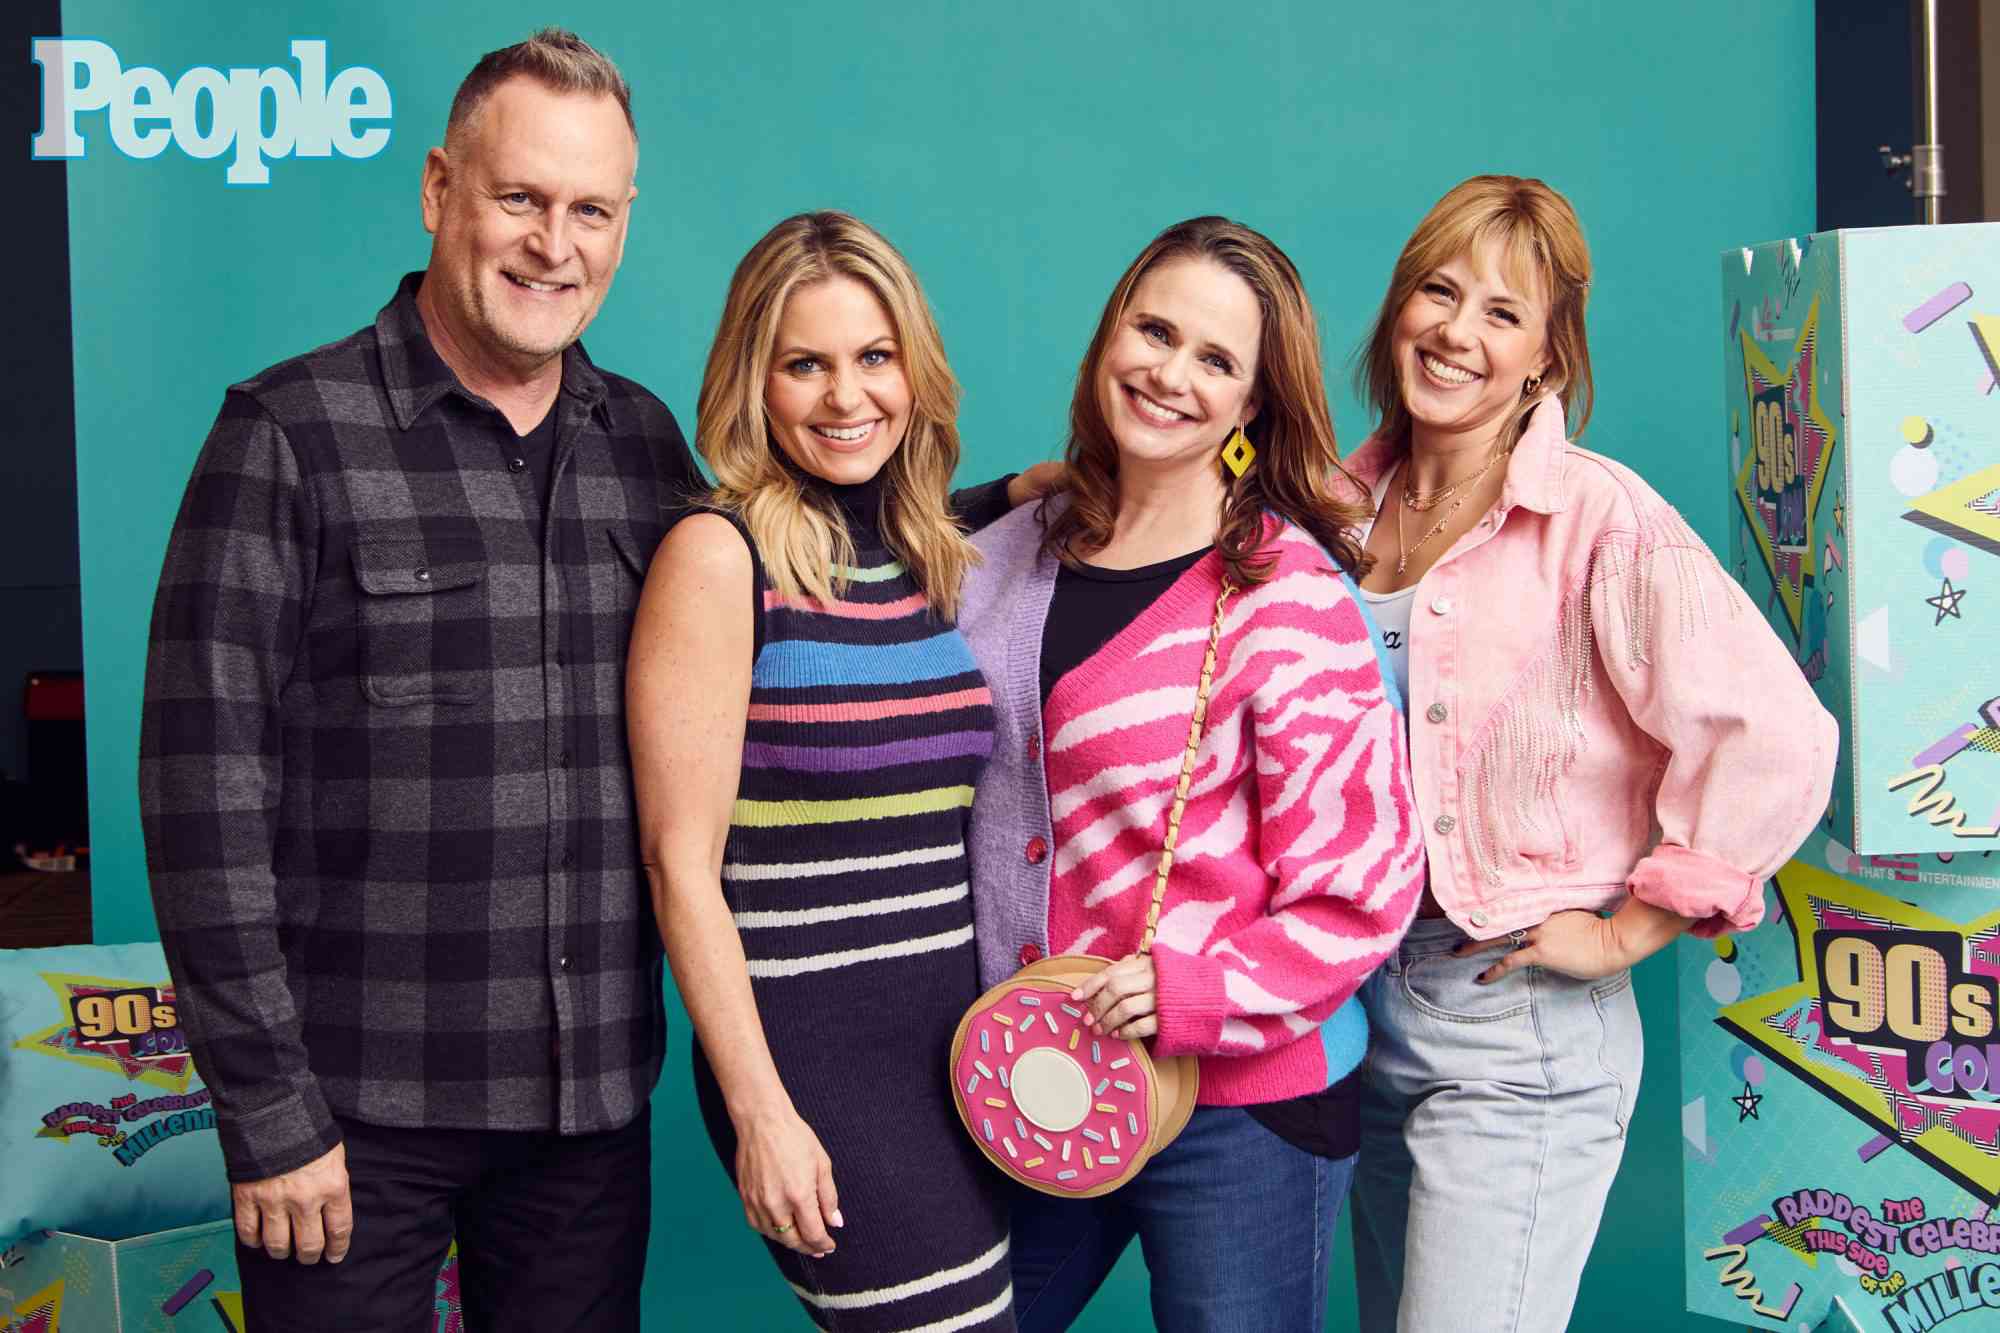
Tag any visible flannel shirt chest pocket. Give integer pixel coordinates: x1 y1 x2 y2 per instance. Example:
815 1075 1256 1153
350 538 490 706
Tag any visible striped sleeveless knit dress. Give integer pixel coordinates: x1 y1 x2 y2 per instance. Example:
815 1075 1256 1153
690 482 1015 1332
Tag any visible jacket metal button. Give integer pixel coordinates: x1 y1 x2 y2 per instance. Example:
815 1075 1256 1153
1434 814 1456 835
1425 702 1448 723
1469 910 1490 928
1025 836 1048 865
1430 596 1452 615
1019 943 1043 966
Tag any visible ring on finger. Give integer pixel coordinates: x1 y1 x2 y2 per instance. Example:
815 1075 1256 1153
1509 929 1527 950
772 1221 794 1234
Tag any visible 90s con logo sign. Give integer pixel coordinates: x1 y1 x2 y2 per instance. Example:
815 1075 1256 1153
31 38 392 185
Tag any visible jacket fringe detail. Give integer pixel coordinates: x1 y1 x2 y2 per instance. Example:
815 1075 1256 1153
1462 497 1728 885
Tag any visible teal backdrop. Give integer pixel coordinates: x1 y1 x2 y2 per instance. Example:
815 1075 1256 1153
61 1 1814 1326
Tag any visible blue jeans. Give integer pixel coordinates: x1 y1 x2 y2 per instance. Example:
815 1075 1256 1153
1350 915 1643 1332
1010 1104 1355 1332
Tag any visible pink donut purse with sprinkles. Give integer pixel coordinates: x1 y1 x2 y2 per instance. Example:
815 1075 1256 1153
949 586 1232 1197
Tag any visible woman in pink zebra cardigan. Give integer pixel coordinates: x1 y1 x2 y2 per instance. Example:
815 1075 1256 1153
959 217 1425 1330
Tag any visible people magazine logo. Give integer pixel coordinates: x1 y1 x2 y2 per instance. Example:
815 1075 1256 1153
30 38 391 185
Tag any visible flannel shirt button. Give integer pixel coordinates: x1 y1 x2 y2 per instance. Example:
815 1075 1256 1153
1434 814 1456 835
559 751 571 768
561 849 575 868
558 955 572 972
1018 943 1043 966
1025 836 1047 865
414 567 432 583
508 457 526 473
1425 702 1448 723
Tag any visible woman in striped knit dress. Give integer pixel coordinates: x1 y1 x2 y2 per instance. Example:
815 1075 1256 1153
960 217 1426 1330
627 213 1016 1330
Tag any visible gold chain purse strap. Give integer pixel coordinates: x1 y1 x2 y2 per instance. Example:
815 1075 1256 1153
947 578 1235 1197
1137 582 1234 956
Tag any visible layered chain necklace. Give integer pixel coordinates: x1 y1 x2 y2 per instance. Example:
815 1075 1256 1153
1394 446 1510 575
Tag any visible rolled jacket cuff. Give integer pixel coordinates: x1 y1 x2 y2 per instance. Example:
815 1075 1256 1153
1149 944 1226 1057
216 1082 343 1183
1627 843 1763 939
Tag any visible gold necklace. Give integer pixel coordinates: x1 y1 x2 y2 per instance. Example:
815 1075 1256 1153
1401 450 1503 511
1394 449 1508 575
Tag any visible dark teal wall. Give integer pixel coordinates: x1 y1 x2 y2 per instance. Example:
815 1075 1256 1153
64 2 1810 1325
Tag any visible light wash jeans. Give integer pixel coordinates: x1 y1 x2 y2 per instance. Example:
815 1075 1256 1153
1351 915 1642 1332
1010 1105 1355 1332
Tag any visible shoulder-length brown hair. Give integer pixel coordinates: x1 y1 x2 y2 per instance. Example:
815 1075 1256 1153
1356 175 1594 457
696 211 976 619
1043 216 1372 584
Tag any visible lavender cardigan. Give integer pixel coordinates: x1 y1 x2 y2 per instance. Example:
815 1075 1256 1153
958 501 1370 1081
960 503 1061 990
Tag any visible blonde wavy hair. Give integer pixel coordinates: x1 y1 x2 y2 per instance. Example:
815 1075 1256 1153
697 211 977 619
1356 175 1594 457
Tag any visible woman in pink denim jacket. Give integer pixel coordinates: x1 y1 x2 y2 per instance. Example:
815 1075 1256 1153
1340 175 1837 1331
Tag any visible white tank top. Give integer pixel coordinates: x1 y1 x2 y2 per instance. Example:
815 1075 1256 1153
1358 473 1417 703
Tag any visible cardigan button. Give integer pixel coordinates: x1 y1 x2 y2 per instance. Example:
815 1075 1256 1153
1027 733 1041 761
1425 702 1448 723
1025 836 1048 865
1019 943 1043 966
1434 814 1456 835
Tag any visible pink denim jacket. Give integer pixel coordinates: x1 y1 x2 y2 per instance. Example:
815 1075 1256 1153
1340 397 1838 940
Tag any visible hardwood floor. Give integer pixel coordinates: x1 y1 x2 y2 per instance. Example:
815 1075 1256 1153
0 870 91 948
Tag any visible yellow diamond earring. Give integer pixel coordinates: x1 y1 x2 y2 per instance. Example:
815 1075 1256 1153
1220 426 1256 477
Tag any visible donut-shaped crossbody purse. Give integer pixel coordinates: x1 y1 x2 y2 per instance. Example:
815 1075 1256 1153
949 585 1231 1197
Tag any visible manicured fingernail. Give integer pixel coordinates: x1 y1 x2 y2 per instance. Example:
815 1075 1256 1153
830 1210 844 1228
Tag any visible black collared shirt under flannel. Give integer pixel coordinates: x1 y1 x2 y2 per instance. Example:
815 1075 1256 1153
140 274 700 1181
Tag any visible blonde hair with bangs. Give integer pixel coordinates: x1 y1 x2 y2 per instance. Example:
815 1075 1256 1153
1358 175 1594 458
697 211 976 620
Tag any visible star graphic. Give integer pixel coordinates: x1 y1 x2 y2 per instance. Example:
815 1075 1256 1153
1733 1083 1764 1122
1928 577 1967 626
1716 864 2000 1199
1733 296 1838 641
12 971 195 1091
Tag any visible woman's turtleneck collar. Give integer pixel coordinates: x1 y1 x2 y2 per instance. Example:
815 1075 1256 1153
780 452 889 547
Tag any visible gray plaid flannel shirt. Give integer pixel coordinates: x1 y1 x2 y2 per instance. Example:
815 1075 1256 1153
140 275 700 1180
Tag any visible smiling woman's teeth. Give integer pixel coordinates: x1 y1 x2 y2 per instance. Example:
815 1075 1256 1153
1131 390 1188 425
1422 353 1479 385
814 422 874 442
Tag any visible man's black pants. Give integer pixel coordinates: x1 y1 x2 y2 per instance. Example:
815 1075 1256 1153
238 1110 651 1332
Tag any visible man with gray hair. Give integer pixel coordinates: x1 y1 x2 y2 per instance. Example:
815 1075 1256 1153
142 30 684 1328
